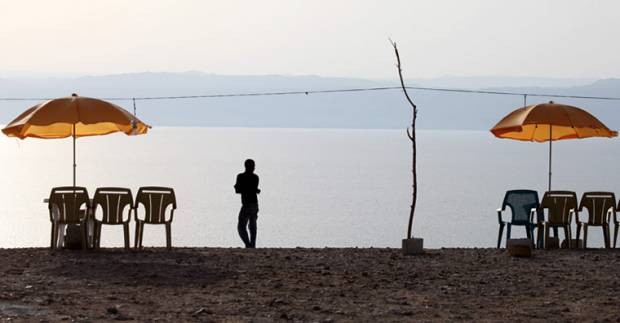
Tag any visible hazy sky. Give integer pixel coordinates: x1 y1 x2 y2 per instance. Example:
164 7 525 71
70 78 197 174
0 0 618 79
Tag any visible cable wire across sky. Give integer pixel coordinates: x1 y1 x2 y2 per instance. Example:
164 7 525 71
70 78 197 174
0 85 619 102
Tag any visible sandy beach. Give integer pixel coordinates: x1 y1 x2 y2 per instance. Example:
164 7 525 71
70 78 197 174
0 247 618 322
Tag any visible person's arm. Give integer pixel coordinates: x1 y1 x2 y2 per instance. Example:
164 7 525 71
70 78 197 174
234 174 242 194
256 176 260 194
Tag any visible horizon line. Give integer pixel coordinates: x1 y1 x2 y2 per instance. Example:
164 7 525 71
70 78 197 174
0 70 616 82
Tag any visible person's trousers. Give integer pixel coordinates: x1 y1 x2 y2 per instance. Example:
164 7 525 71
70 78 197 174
238 203 258 248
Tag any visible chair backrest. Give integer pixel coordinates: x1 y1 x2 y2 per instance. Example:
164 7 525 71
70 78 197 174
135 186 176 224
502 190 540 225
48 186 90 224
540 191 578 225
579 191 616 225
92 187 134 224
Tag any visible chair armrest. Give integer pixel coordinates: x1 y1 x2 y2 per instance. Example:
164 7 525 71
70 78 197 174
132 206 140 221
572 209 581 224
123 207 134 224
168 209 175 223
48 203 57 222
497 209 506 224
537 207 549 224
607 208 616 224
529 208 537 224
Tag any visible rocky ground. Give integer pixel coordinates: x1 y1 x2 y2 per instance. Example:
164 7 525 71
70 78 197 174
0 247 619 322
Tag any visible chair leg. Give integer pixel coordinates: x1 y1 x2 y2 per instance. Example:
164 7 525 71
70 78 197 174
86 220 92 248
57 224 66 248
583 224 588 249
576 224 581 242
165 223 172 250
96 223 102 248
536 224 543 249
497 223 505 249
138 223 144 249
525 225 531 239
525 225 534 247
134 221 141 249
603 224 610 249
50 223 57 249
562 226 569 249
91 222 96 248
123 223 130 250
506 223 512 242
81 224 88 250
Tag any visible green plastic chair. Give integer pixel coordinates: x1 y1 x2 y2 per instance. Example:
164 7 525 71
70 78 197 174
496 190 540 248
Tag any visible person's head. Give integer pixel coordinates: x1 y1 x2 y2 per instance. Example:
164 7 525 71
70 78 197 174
244 159 255 173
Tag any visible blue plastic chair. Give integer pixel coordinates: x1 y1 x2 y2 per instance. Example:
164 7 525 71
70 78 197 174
496 190 541 248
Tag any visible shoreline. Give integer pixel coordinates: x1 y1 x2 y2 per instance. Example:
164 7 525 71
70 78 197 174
0 247 618 321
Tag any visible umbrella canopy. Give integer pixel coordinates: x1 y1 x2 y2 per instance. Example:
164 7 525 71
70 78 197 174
491 101 617 142
490 101 617 190
2 94 150 185
2 94 149 139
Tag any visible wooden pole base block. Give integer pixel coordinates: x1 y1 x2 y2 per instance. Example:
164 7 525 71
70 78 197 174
506 238 532 257
402 238 424 255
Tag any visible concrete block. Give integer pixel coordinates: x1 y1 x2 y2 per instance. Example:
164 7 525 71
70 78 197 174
402 238 424 255
506 238 532 257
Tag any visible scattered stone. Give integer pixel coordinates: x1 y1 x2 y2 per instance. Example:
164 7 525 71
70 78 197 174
114 314 133 321
6 269 23 275
193 307 207 315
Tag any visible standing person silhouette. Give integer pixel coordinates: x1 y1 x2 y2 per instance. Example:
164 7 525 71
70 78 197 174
234 159 260 248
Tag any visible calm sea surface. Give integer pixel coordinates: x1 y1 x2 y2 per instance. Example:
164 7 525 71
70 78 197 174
0 127 618 248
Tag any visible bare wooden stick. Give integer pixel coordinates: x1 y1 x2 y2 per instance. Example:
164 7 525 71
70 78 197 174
391 39 418 239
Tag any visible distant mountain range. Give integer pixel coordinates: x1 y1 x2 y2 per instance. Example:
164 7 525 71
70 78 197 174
0 72 618 130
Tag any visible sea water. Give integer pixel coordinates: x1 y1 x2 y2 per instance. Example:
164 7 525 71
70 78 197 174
0 127 618 248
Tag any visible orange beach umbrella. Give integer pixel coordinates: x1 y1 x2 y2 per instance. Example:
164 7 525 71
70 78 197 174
2 94 150 186
491 101 617 190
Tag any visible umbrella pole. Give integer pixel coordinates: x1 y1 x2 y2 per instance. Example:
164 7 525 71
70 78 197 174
73 124 76 187
548 125 552 191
